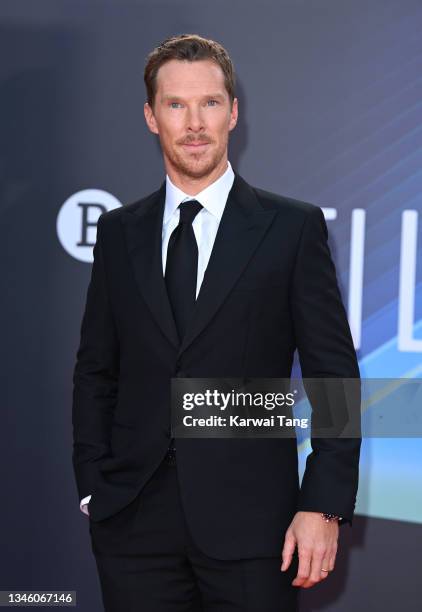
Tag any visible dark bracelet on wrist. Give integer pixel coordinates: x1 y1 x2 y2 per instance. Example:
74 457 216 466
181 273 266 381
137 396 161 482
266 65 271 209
321 513 342 523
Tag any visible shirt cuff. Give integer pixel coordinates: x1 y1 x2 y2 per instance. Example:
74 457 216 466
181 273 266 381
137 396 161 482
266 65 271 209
80 495 91 515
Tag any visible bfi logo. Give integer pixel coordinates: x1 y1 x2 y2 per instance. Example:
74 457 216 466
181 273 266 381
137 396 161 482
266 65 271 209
56 189 122 263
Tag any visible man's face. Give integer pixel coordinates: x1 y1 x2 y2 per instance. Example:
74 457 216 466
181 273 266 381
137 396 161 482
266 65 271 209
144 59 238 179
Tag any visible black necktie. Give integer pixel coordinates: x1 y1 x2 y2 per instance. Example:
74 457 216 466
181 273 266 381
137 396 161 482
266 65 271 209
165 199 203 343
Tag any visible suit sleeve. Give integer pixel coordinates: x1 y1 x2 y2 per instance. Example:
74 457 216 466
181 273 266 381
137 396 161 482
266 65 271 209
290 205 361 525
72 214 119 502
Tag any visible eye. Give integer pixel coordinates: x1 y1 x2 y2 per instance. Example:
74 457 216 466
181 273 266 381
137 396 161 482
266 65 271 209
207 99 219 106
170 102 183 108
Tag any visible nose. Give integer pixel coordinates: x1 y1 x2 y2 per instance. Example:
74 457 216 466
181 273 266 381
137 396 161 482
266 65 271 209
186 106 205 133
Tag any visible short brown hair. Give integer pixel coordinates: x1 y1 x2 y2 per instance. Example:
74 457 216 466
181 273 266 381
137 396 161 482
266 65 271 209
144 34 236 109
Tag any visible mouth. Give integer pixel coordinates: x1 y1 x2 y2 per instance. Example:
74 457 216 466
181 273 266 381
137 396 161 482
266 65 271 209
182 142 210 150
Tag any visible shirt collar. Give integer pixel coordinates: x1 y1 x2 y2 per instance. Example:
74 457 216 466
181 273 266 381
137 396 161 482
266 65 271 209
163 160 235 225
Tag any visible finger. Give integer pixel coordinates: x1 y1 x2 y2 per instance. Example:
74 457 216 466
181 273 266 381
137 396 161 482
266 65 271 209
291 548 312 587
281 532 296 571
328 547 337 572
301 548 327 588
330 531 339 562
319 554 331 581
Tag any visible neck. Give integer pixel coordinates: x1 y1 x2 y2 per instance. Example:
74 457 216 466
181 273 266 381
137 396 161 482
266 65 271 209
165 156 228 196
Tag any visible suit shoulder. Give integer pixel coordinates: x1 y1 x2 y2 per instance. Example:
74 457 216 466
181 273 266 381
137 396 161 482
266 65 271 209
99 186 162 225
252 185 322 219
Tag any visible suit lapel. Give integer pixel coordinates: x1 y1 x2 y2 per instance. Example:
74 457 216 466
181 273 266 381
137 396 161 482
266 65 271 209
121 172 277 357
121 181 180 349
177 173 276 357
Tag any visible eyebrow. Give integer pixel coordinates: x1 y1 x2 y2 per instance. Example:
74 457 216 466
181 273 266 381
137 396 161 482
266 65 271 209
161 93 226 103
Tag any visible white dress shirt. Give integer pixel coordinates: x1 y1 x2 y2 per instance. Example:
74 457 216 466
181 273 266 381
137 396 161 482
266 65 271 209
80 160 235 515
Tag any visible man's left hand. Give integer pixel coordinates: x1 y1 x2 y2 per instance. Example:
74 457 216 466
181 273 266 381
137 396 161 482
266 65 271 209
280 511 339 588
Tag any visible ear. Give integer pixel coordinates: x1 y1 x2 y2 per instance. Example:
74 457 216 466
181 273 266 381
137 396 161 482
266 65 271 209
144 102 159 135
228 97 238 132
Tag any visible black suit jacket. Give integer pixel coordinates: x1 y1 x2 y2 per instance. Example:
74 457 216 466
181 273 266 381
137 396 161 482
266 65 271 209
72 171 361 560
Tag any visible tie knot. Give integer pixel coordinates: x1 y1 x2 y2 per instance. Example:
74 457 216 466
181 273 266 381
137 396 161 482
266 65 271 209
178 199 203 225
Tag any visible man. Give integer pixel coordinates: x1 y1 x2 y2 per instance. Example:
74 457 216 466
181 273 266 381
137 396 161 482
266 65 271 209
72 33 361 612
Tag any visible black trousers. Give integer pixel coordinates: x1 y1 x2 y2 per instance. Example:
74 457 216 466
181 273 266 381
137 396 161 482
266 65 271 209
89 450 299 612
